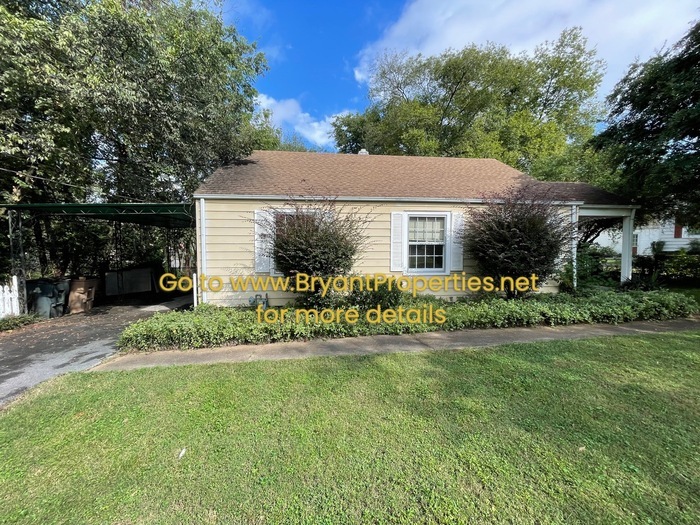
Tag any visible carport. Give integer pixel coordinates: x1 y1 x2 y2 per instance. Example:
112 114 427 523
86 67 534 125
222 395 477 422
4 202 195 313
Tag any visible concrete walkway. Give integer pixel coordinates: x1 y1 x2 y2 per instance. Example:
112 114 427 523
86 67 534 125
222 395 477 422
92 316 700 372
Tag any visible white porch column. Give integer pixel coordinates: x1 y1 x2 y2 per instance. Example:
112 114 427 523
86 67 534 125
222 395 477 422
620 209 636 282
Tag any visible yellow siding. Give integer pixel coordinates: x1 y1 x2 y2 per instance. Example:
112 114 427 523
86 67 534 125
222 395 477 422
197 199 559 306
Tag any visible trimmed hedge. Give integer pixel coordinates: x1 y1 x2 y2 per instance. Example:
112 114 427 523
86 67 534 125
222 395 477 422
117 291 699 351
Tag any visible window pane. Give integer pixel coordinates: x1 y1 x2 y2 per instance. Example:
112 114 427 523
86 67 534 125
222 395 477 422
409 216 445 242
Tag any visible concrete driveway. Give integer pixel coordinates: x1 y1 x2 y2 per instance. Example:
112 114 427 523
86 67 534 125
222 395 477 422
0 296 190 406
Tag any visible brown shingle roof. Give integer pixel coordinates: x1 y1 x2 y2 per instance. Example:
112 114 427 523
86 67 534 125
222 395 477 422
531 182 629 206
195 150 627 205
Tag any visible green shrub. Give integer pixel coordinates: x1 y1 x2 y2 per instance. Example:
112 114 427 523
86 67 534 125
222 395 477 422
618 272 663 291
560 243 619 292
117 291 699 351
689 240 700 255
256 199 370 310
663 250 700 280
0 314 42 332
463 184 575 298
348 280 405 310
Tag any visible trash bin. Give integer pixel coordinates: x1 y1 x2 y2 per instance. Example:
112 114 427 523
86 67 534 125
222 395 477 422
26 279 69 319
68 277 98 314
54 279 70 317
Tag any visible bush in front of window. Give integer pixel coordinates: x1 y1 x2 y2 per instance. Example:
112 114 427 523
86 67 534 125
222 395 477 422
463 184 575 298
258 197 370 307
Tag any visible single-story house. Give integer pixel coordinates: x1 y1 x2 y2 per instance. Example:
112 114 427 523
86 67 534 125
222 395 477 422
193 150 636 306
595 219 700 255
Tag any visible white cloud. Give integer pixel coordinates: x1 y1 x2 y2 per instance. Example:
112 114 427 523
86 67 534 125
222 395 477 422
256 94 348 148
227 0 273 32
355 0 699 97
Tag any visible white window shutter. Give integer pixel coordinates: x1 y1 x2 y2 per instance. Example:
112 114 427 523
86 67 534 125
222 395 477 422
451 212 464 271
390 212 405 272
254 210 273 273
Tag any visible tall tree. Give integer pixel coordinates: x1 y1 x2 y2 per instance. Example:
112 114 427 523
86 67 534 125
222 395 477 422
333 28 604 173
593 20 700 227
0 0 268 275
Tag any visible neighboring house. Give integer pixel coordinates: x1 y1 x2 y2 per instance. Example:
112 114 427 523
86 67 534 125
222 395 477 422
595 220 700 255
193 151 636 306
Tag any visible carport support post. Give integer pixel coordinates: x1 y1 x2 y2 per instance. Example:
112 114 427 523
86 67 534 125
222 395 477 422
620 210 635 282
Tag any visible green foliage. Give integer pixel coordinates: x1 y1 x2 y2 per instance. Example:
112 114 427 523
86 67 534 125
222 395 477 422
0 0 267 276
463 185 574 298
688 239 700 255
664 250 700 280
256 199 369 309
2 0 266 201
273 214 356 277
618 272 663 292
529 142 619 190
0 313 42 332
332 28 604 173
632 248 700 285
348 280 405 311
651 240 666 256
250 113 321 153
593 20 700 227
255 199 371 309
117 291 698 351
445 291 698 329
559 243 619 292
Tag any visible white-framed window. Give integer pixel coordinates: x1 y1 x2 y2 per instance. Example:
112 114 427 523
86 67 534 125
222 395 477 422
686 226 700 237
408 215 447 272
391 211 464 275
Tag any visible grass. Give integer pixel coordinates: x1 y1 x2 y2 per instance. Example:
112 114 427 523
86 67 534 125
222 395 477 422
1 332 699 524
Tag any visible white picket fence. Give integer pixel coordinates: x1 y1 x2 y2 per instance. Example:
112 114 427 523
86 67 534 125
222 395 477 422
0 276 21 319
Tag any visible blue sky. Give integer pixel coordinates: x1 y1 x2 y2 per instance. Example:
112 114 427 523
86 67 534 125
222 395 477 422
226 0 698 149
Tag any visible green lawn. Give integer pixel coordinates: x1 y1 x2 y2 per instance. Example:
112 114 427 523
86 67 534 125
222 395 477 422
1 332 699 524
